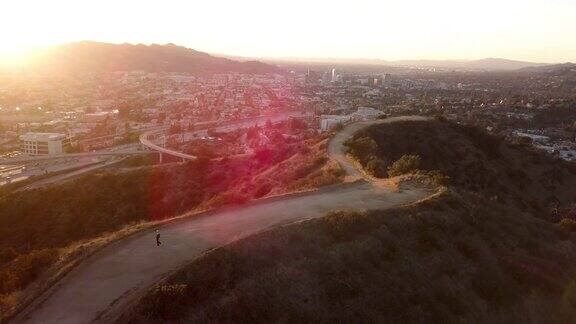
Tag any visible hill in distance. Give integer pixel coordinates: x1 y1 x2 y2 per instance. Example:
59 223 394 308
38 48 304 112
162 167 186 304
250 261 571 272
0 41 281 75
264 56 548 71
391 57 548 71
519 62 576 74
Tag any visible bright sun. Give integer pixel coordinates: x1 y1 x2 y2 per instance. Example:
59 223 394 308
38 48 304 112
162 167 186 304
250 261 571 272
0 41 52 67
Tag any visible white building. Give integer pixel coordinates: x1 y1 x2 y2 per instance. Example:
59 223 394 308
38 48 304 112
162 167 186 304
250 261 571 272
20 132 69 155
319 115 353 131
353 107 383 120
513 131 550 144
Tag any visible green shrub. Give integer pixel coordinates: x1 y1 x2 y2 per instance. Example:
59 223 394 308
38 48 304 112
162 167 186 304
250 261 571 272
422 170 450 187
330 167 345 178
366 158 387 178
387 154 421 177
322 210 371 241
345 137 377 162
512 136 533 147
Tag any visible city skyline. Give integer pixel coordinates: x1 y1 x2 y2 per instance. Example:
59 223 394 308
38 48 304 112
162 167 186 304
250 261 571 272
1 0 575 64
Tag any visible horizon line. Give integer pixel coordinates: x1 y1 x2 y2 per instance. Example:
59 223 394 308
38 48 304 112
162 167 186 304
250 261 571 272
2 40 574 66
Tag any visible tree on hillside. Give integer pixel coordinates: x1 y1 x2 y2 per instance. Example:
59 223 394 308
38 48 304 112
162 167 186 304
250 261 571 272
345 137 377 163
387 154 421 177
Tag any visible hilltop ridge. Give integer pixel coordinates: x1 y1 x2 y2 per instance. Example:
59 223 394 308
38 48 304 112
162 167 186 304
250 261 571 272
0 41 281 75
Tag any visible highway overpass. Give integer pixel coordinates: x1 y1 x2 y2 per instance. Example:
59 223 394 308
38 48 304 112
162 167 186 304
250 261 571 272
1 112 311 165
139 112 311 162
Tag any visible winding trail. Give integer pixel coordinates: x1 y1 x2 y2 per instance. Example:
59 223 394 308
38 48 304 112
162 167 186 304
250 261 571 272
14 116 432 324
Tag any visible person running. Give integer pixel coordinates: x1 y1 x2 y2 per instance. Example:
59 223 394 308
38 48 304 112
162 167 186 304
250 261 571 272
156 229 162 246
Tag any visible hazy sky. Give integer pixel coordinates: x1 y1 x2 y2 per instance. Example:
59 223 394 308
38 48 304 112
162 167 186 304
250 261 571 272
1 0 575 63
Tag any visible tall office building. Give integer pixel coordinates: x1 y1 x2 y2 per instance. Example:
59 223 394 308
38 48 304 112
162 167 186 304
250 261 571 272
382 73 392 87
20 132 69 155
331 68 337 83
305 69 319 84
322 72 331 85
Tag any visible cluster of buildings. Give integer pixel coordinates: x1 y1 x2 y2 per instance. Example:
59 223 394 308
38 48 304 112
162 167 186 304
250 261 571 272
1 66 575 163
0 71 309 156
512 130 576 161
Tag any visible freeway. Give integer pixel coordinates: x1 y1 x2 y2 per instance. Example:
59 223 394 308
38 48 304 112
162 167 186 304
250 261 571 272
0 151 153 165
139 111 311 161
2 112 310 165
13 116 431 324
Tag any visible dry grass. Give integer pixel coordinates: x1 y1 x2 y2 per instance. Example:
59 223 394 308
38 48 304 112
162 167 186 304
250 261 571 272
200 138 344 209
118 190 576 323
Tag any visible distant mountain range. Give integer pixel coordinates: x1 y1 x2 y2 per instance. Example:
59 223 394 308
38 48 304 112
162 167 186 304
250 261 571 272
390 58 549 71
1 41 571 74
0 41 280 75
264 56 553 71
518 62 576 74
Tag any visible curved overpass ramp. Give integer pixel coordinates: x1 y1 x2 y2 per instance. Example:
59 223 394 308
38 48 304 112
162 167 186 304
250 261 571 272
138 112 312 161
139 129 197 161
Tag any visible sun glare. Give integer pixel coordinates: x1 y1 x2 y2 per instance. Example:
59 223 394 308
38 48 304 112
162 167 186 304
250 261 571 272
0 38 53 67
0 0 575 63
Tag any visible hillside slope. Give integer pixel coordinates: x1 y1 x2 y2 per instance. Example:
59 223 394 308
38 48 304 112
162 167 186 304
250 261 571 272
120 192 576 323
346 119 576 220
1 41 280 75
120 119 576 323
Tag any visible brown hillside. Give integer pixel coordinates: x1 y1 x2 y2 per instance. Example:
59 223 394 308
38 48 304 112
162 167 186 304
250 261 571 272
120 120 576 323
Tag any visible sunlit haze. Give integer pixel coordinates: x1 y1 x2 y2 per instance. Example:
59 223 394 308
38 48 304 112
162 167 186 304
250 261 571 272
1 0 575 63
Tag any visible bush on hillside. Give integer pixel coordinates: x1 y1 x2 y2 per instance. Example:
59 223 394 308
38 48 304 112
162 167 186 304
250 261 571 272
345 137 377 163
419 170 451 187
366 158 387 178
512 136 533 147
0 249 59 294
322 210 372 241
558 218 576 231
387 154 421 177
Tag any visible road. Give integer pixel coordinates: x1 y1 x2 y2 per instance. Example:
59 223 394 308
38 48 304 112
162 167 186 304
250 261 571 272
14 159 122 191
0 151 153 165
14 116 432 324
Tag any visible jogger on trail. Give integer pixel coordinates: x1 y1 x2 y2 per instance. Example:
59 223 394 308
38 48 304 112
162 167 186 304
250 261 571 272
156 230 161 246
